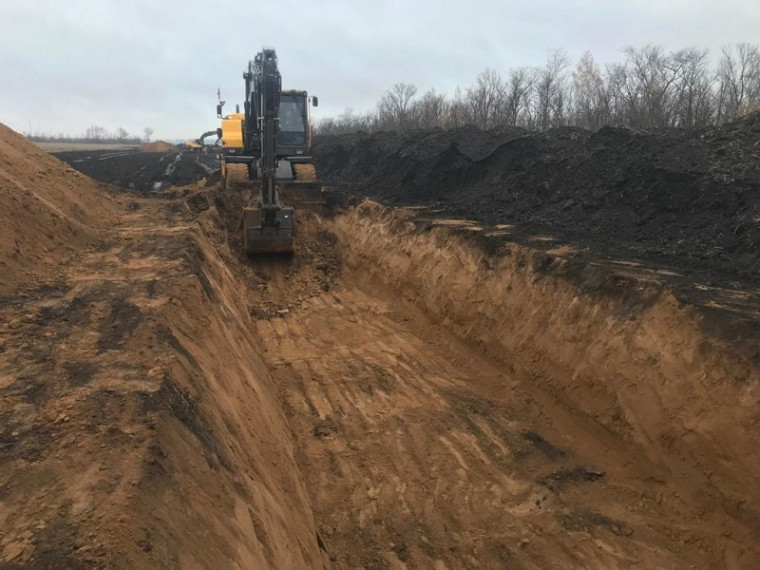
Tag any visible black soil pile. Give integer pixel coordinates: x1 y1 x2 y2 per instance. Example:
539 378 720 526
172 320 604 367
55 150 219 192
314 113 760 284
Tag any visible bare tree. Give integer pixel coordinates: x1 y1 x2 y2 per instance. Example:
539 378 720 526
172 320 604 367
337 108 359 131
503 67 536 127
316 108 376 135
446 86 468 128
314 117 336 135
621 45 687 128
716 43 760 123
86 125 106 141
340 108 374 132
670 48 713 127
318 42 760 135
143 127 154 142
465 69 507 128
535 50 570 130
116 127 129 142
573 52 609 129
411 89 448 129
377 83 418 130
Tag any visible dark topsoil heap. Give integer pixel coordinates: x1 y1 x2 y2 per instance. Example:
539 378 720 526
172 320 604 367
313 112 760 285
53 150 219 192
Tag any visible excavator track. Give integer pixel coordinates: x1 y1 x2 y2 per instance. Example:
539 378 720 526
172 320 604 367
223 162 252 190
292 163 317 182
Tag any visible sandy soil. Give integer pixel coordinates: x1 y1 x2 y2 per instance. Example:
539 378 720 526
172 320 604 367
1 127 325 568
305 203 760 568
0 125 117 295
2 122 760 568
139 142 178 153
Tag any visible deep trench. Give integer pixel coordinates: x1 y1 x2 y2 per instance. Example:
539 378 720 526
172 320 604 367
7 137 759 568
163 194 760 569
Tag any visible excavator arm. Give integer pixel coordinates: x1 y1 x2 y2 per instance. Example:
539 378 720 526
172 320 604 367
241 48 294 253
219 47 322 254
250 49 282 216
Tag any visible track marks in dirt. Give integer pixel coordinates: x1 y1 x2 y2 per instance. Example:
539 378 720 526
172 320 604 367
0 198 273 567
229 203 760 569
0 209 190 565
258 281 642 569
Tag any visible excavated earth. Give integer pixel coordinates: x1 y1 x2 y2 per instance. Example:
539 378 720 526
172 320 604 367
1 121 759 569
53 149 219 193
313 112 760 287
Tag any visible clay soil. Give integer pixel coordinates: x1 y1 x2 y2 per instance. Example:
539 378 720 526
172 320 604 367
139 142 178 153
2 120 760 569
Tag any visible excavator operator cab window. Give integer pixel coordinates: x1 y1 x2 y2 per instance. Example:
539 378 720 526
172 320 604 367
278 96 307 147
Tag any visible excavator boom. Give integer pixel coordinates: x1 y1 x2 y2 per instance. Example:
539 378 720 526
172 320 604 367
217 48 323 254
242 49 295 253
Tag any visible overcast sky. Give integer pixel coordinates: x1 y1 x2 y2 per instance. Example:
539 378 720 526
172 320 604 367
1 0 758 140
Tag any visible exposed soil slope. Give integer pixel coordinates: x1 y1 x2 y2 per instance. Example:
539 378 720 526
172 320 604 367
0 125 325 568
0 125 116 295
313 113 760 285
220 200 755 570
181 182 760 568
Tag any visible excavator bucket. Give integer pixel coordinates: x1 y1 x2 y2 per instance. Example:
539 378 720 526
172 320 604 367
233 164 326 255
242 207 294 254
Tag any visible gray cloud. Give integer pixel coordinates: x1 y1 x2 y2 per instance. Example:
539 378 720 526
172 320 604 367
2 0 758 139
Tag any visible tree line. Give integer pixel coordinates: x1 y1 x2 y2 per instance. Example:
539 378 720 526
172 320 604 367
316 43 760 135
26 126 155 144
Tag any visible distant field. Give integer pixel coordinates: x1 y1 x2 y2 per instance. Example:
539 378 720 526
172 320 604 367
34 141 140 152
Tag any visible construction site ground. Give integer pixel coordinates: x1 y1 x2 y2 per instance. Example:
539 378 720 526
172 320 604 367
1 119 759 569
52 149 219 193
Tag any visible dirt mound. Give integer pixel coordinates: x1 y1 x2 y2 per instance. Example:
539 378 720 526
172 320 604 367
0 209 326 568
0 129 325 567
0 123 116 295
139 141 177 153
314 112 760 285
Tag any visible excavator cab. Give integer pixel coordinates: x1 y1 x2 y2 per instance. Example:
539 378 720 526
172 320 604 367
278 93 307 147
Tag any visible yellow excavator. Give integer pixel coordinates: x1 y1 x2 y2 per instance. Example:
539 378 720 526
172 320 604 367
184 139 202 152
216 49 323 253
